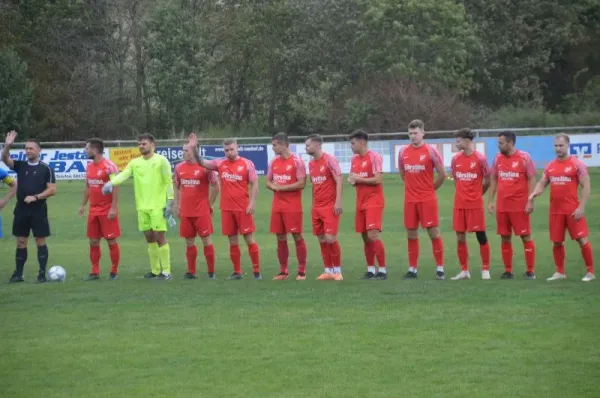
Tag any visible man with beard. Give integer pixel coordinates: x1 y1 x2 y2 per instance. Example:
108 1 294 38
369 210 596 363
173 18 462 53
78 138 121 280
102 133 174 280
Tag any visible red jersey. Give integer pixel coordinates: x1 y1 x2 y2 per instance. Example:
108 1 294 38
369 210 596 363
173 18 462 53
86 158 119 216
543 157 588 214
397 143 443 203
491 150 536 212
206 157 257 211
174 161 218 217
267 154 306 212
309 152 342 208
451 151 490 209
350 150 384 209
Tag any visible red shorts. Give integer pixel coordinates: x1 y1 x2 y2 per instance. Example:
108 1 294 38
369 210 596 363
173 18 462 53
312 207 340 236
180 215 213 238
221 210 255 236
404 200 439 229
355 207 383 233
496 211 531 236
87 214 121 240
549 214 589 242
453 208 486 232
270 211 303 234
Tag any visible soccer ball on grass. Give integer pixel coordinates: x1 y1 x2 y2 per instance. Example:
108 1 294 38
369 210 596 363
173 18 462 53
48 265 67 282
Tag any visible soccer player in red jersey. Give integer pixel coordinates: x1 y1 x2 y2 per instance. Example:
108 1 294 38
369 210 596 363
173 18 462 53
488 131 537 279
78 138 121 280
398 120 447 280
173 142 220 279
189 134 262 280
529 133 595 282
348 129 387 280
449 128 492 280
267 133 308 281
305 134 344 281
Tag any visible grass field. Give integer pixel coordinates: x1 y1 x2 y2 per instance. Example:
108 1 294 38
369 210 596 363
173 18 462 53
1 171 600 397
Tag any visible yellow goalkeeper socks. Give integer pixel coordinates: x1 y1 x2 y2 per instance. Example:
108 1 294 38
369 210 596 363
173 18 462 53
158 243 171 275
148 243 161 275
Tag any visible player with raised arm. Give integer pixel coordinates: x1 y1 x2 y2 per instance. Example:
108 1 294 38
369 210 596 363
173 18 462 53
348 129 387 280
78 138 121 280
102 133 174 280
305 134 344 281
0 162 17 239
188 133 262 280
267 133 308 281
398 120 447 280
528 133 595 282
449 128 492 280
488 131 537 280
173 142 219 279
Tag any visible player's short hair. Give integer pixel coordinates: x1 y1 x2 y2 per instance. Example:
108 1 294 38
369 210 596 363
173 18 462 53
223 138 237 146
306 134 323 144
138 133 155 143
555 133 570 144
408 119 425 130
25 138 41 148
454 128 475 140
349 129 369 141
272 132 289 146
86 138 104 153
498 131 516 145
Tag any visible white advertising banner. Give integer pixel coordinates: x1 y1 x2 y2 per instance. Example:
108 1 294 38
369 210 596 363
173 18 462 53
567 134 600 167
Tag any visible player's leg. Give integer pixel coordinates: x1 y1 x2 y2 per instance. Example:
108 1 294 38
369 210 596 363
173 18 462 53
243 231 262 280
197 215 216 279
9 208 30 282
101 215 121 279
356 210 375 279
323 207 342 280
149 208 171 279
139 210 161 278
548 214 567 280
471 208 491 279
287 211 307 279
497 212 514 279
568 216 595 281
512 212 535 279
222 211 242 278
85 216 102 280
313 208 333 279
32 206 50 283
271 211 290 279
422 200 444 280
180 217 198 278
452 208 470 280
365 207 386 279
404 202 420 279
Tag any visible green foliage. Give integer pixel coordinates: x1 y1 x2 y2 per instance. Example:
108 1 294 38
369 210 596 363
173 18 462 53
0 48 33 132
474 103 600 128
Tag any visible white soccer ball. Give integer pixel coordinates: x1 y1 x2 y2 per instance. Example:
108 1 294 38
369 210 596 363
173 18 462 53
48 265 67 282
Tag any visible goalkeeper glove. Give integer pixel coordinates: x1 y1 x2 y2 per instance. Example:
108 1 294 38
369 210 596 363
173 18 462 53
102 182 113 195
163 199 174 219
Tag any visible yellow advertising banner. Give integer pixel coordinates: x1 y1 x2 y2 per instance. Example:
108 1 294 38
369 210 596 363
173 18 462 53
109 147 142 171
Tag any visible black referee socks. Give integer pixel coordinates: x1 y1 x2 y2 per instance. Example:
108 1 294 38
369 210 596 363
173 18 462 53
37 245 48 273
15 248 27 276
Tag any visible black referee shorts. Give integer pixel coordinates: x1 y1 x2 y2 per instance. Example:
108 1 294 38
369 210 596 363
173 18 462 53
12 205 51 238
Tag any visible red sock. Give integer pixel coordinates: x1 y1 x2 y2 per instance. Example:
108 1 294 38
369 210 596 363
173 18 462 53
457 241 469 271
364 241 376 267
295 239 307 274
248 243 260 273
408 238 419 268
479 242 490 271
524 240 536 273
373 240 386 268
581 242 594 274
90 245 101 275
186 245 198 274
204 244 215 274
109 243 120 274
277 240 289 274
319 241 332 269
329 241 341 269
501 242 513 273
431 237 444 266
230 245 241 274
552 244 565 274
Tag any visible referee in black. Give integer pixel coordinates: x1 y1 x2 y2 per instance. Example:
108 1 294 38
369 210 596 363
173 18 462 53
2 131 56 283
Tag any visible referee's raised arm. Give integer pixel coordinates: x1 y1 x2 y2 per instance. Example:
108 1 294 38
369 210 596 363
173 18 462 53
2 130 17 169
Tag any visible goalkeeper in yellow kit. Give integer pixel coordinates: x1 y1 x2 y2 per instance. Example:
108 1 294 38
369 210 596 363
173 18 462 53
102 133 174 279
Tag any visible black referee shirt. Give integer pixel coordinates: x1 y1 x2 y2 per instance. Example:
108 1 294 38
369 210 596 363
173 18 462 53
13 160 56 208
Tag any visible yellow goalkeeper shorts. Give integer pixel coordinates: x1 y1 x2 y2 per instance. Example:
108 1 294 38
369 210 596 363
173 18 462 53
137 209 167 232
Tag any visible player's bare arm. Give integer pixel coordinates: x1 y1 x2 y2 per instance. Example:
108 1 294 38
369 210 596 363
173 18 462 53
573 174 591 220
247 180 258 215
209 180 219 213
25 181 57 204
173 180 181 218
78 181 90 216
108 186 119 219
482 175 491 195
525 173 537 214
433 161 446 190
528 174 549 201
354 172 383 186
487 173 497 214
0 178 16 210
2 130 17 169
274 176 307 192
334 173 343 215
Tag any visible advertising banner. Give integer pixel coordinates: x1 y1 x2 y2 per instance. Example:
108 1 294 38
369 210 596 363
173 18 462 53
108 147 141 171
568 134 600 167
198 144 269 175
